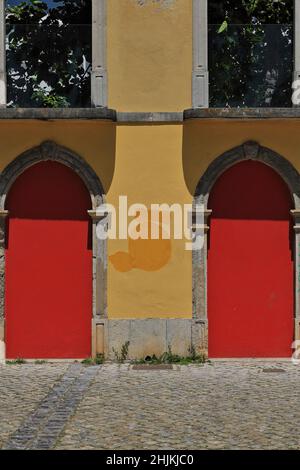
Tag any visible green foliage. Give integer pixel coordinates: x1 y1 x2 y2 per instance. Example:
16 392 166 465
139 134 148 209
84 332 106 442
112 341 130 363
81 357 94 365
218 21 228 34
32 90 70 108
209 0 293 25
132 345 207 366
94 354 104 365
6 0 91 108
209 0 293 107
34 360 47 364
6 358 27 364
82 354 105 365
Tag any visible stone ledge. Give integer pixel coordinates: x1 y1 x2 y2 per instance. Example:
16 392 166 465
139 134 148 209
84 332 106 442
2 108 300 122
117 112 183 122
0 109 183 122
184 107 300 120
0 107 117 121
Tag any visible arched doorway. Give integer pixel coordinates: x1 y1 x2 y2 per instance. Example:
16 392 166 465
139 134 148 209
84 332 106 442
207 160 294 358
4 159 94 359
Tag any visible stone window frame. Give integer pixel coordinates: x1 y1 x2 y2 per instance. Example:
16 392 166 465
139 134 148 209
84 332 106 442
0 0 107 107
192 0 300 108
0 141 107 358
193 141 300 352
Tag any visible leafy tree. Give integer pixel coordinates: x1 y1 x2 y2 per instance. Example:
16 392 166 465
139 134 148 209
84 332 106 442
6 0 91 108
209 0 293 107
209 0 293 24
6 0 294 108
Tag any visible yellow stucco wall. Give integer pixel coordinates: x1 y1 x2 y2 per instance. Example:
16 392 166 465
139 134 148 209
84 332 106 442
0 121 116 193
183 119 300 195
0 121 193 319
1 119 300 319
107 0 192 111
107 124 192 317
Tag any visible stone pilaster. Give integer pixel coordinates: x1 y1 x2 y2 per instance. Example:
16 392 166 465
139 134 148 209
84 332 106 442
0 0 6 107
294 0 300 83
0 210 8 363
192 0 209 108
88 209 108 357
291 209 300 340
192 209 212 353
91 0 107 107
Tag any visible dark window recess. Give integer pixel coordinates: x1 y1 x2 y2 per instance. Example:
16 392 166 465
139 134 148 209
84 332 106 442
208 0 294 108
6 0 92 108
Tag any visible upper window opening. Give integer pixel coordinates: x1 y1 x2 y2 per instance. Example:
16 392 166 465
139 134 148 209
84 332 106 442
208 0 294 108
5 0 92 108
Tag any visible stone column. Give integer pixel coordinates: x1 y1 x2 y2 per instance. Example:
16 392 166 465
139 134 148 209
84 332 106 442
291 209 300 341
0 210 8 363
294 0 300 83
192 208 212 354
88 209 108 356
192 0 209 108
0 0 6 107
91 0 107 107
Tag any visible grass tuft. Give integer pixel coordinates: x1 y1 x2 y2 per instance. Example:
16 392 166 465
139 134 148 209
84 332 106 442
6 358 27 365
82 354 105 366
132 345 207 366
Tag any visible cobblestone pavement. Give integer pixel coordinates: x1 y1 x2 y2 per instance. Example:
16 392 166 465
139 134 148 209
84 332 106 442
0 363 68 448
1 361 300 450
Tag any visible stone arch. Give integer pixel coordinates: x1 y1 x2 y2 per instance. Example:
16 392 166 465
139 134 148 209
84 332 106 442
195 141 300 208
192 141 300 354
0 141 107 359
0 141 105 210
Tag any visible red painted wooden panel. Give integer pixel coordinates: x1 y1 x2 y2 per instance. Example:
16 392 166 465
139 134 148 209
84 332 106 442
208 161 294 358
5 161 92 359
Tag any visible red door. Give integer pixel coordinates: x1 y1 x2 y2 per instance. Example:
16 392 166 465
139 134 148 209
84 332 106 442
5 161 92 359
208 161 294 358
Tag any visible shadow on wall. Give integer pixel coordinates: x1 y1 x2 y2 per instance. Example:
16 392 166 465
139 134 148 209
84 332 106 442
182 121 211 197
91 123 117 195
0 122 117 199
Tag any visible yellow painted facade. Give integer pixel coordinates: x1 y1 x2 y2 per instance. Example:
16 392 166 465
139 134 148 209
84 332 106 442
107 0 192 112
1 0 299 359
183 119 300 196
1 118 300 321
